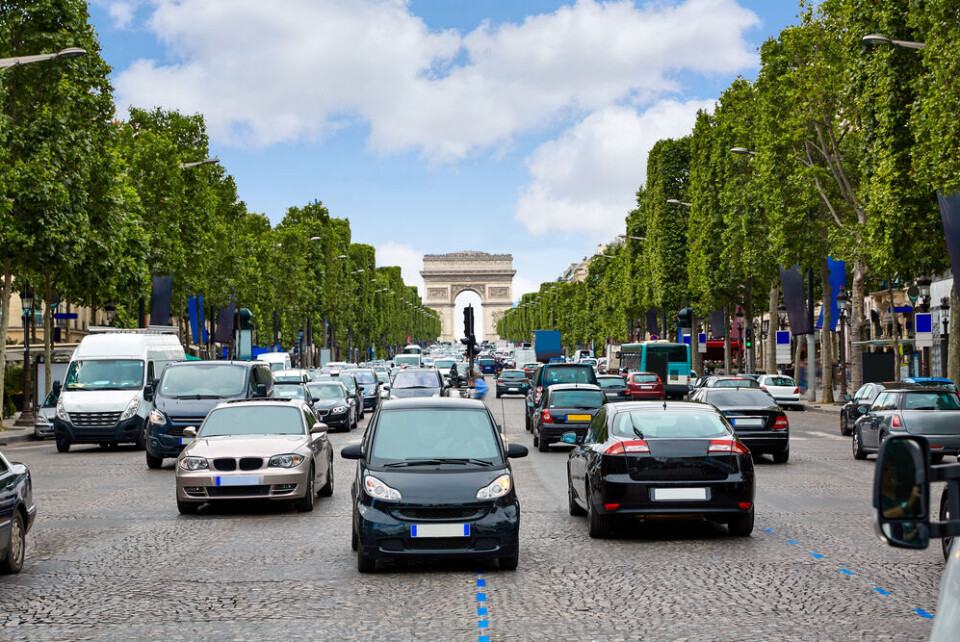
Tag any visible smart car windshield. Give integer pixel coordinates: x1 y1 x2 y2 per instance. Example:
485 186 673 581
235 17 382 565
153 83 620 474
201 406 304 437
370 409 501 464
64 359 144 391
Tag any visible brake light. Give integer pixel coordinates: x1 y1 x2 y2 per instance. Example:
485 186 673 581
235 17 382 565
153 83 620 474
605 440 649 454
542 409 554 423
604 503 620 511
708 439 749 454
773 415 789 430
892 414 903 429
739 502 752 511
793 388 800 394
497 379 503 385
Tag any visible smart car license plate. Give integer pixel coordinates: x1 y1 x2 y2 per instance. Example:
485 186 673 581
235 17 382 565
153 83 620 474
731 418 764 428
652 488 708 501
216 475 259 486
567 414 591 421
411 523 470 538
179 437 193 445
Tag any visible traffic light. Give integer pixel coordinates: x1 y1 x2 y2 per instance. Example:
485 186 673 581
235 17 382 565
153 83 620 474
745 326 753 349
463 305 475 337
676 306 693 329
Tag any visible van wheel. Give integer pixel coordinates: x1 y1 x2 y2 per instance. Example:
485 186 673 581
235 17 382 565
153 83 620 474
55 436 71 453
146 452 163 470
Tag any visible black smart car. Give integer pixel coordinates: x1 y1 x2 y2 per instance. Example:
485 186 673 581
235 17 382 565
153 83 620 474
532 384 605 452
341 398 528 572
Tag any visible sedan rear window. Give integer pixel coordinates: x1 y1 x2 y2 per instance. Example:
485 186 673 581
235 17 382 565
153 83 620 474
370 409 501 463
597 378 625 388
549 390 605 408
544 367 596 385
764 377 795 387
615 410 729 439
500 371 526 380
706 389 776 407
902 392 960 410
632 374 659 384
712 378 760 388
201 406 303 437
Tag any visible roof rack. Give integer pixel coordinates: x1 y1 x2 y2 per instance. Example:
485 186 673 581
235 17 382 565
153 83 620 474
88 325 179 335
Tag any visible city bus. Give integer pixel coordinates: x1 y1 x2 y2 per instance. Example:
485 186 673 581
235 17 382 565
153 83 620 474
618 341 691 399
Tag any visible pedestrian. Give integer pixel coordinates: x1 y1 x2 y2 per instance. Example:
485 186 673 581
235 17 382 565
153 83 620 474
473 373 489 400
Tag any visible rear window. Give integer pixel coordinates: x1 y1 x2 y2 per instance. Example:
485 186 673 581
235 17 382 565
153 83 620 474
764 377 795 387
597 378 625 389
646 345 689 363
914 380 959 392
549 390 605 408
500 371 526 380
713 378 760 388
633 374 659 384
614 410 728 439
544 366 596 385
902 392 960 410
706 389 775 407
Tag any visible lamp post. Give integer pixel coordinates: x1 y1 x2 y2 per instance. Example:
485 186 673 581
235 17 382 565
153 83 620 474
862 33 925 49
942 296 951 377
666 199 692 207
178 157 220 169
837 286 850 400
15 282 36 426
917 276 932 376
617 234 647 241
0 47 86 71
104 302 117 326
735 308 745 373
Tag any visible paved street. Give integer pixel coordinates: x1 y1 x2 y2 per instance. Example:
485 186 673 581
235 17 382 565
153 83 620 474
0 400 944 640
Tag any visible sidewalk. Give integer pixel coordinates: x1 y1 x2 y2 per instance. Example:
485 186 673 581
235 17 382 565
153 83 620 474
0 412 36 446
795 386 844 416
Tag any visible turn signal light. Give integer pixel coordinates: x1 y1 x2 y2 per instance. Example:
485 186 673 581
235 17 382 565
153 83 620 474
892 414 903 428
542 409 554 423
605 440 649 455
773 415 789 430
708 439 749 454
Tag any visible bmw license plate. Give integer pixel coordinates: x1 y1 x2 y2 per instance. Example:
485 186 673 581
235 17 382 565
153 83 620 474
732 418 764 428
216 475 259 486
567 414 592 421
652 488 708 501
411 523 470 538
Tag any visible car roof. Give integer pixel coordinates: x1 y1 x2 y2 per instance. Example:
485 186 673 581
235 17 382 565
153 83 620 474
547 383 602 392
610 400 718 413
877 383 925 391
543 362 592 368
597 374 624 379
378 397 487 410
221 398 305 407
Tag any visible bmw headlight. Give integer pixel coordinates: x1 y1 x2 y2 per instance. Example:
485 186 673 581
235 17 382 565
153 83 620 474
331 406 348 414
119 396 141 421
363 475 402 501
149 409 168 425
269 454 305 468
179 456 208 471
56 398 70 422
476 474 511 500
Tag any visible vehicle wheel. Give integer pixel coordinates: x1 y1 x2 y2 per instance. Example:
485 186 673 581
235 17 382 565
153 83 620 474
941 489 952 561
931 453 945 464
496 392 501 399
134 430 146 451
177 499 199 515
351 522 359 552
525 414 531 432
728 507 755 536
532 431 539 448
0 511 25 574
852 427 867 460
357 545 376 573
55 435 71 453
587 486 611 539
99 442 110 449
318 458 334 497
296 467 316 512
568 482 586 516
145 452 163 470
351 411 358 430
772 447 789 464
499 551 519 571
840 414 851 436
537 435 549 453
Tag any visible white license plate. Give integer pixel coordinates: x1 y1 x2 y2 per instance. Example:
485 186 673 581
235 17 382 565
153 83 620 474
411 523 470 538
653 488 708 501
179 437 193 445
732 418 764 428
508 388 519 392
216 475 259 487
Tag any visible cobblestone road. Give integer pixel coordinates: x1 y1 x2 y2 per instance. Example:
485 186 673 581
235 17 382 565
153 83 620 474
0 400 943 640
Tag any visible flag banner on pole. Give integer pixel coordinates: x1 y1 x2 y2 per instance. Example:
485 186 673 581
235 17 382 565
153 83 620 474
938 191 960 284
645 309 659 335
198 295 209 342
780 265 811 335
815 258 846 331
709 310 725 337
150 275 173 326
187 296 200 344
214 301 236 344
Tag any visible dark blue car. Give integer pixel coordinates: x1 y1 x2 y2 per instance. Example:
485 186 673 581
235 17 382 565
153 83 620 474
0 449 36 574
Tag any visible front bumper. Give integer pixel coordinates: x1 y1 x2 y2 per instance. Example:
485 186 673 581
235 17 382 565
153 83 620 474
356 498 520 561
596 473 754 517
316 410 351 429
34 420 55 439
363 396 379 409
177 466 310 503
146 421 198 458
54 414 145 445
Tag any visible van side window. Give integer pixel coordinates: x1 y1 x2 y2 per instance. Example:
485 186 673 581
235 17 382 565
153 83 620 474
147 362 156 384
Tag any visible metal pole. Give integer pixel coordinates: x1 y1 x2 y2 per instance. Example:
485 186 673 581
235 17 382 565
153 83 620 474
839 309 847 399
807 268 817 401
15 308 35 426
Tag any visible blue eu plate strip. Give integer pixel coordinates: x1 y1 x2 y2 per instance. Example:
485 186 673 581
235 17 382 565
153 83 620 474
411 524 417 538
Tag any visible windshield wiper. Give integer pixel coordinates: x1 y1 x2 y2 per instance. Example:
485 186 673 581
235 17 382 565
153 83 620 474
383 458 494 467
173 394 223 400
629 415 645 440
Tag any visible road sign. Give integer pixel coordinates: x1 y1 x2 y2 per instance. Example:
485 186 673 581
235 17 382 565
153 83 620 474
54 313 78 320
649 334 659 341
915 313 933 348
698 333 707 354
776 330 792 365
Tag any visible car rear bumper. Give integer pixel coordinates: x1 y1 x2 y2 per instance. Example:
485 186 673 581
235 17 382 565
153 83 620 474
539 423 590 443
737 432 789 453
909 434 960 454
596 474 754 516
496 385 529 395
630 390 664 399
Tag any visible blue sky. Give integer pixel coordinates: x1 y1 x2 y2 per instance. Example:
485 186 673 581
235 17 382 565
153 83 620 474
87 0 802 301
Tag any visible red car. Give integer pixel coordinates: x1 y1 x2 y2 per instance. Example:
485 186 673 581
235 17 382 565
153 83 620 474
626 372 665 400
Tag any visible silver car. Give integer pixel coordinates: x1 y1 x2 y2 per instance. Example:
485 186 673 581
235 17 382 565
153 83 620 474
175 399 333 514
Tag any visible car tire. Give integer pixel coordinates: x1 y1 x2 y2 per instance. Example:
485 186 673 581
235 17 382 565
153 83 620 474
568 481 586 517
351 411 358 431
532 430 539 448
840 414 851 436
177 499 199 515
55 435 70 453
941 489 952 561
318 458 334 497
134 429 146 451
772 447 789 464
146 452 163 470
499 551 519 571
728 507 755 536
296 466 316 512
351 521 359 552
852 427 867 460
525 414 531 432
931 453 945 464
587 488 612 539
357 545 376 573
0 511 26 574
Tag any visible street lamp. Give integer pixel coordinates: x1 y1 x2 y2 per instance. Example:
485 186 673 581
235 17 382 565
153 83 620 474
0 47 87 71
179 157 220 169
618 234 646 241
777 303 788 327
917 275 932 310
666 199 692 207
862 33 925 49
335 255 348 260
837 286 850 399
309 236 322 242
730 147 756 156
104 301 117 326
15 282 36 426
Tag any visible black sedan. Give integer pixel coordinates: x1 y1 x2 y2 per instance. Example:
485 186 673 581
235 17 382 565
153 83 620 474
690 387 789 463
307 381 356 431
566 401 755 538
495 369 530 398
596 375 631 403
840 381 889 436
341 398 528 572
532 384 605 452
0 449 37 574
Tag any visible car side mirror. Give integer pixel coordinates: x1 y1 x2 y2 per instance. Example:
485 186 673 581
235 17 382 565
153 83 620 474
52 380 62 394
143 383 155 402
254 383 267 397
873 435 931 549
182 426 198 438
506 443 528 458
341 444 363 460
561 432 578 445
311 422 328 434
858 406 868 415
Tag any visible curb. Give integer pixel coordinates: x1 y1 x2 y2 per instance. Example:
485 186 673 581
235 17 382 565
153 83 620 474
0 426 37 447
799 404 843 417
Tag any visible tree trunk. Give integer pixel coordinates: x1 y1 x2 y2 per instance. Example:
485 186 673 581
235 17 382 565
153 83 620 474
850 259 867 392
820 260 834 404
723 308 732 375
888 279 901 382
767 280 779 374
0 260 11 419
949 283 960 384
691 311 702 378
43 277 53 397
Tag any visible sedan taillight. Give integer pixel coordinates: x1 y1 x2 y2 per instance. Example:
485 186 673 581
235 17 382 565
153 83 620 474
542 409 554 423
892 413 903 429
605 440 649 454
708 439 749 454
773 415 789 430
793 387 800 394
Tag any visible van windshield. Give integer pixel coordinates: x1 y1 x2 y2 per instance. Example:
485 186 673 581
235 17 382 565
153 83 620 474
159 364 247 399
64 360 144 391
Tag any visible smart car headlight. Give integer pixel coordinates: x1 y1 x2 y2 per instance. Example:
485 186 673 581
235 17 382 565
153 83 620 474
179 456 208 471
269 454 305 468
363 475 402 501
476 474 511 500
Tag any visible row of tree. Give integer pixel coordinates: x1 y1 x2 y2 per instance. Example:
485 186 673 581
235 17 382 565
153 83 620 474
498 0 960 401
0 0 439 412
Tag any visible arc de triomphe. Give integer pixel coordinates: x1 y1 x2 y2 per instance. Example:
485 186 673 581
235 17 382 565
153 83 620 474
421 252 515 343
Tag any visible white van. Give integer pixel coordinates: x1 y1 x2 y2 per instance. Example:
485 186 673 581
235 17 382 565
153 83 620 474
258 351 292 373
53 330 185 452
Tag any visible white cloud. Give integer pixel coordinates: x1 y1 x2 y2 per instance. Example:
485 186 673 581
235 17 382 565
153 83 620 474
376 241 425 294
114 0 758 159
515 98 714 237
512 276 541 301
108 2 135 29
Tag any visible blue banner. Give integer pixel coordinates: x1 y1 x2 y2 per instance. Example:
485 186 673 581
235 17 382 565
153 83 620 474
816 258 846 331
188 296 200 344
198 295 209 342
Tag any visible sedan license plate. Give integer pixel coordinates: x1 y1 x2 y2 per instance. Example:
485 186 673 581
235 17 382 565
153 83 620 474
653 488 708 501
567 414 591 421
411 523 470 538
508 388 519 392
732 418 764 428
216 475 259 487
179 437 193 445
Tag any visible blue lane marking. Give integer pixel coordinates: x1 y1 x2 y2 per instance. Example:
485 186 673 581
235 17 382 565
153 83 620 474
476 571 490 641
786 540 800 546
478 620 489 628
914 609 934 619
874 588 891 596
477 579 486 587
764 527 775 533
477 607 487 616
839 569 855 576
810 552 823 559
477 592 486 602
479 637 490 642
